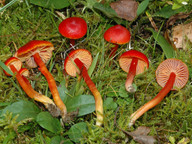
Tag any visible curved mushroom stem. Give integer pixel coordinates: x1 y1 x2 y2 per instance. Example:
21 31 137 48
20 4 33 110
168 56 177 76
125 57 138 92
33 53 67 121
129 72 176 127
21 75 61 117
10 65 60 117
70 39 75 48
109 44 118 58
74 58 103 126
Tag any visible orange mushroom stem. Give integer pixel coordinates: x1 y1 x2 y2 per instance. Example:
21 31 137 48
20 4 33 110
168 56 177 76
129 58 189 127
19 68 60 117
64 49 103 126
74 58 103 126
14 40 67 121
125 57 138 92
4 57 60 117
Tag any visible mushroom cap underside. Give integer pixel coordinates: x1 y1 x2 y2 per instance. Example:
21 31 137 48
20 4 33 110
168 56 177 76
104 25 131 44
14 40 54 68
64 49 92 77
119 50 149 75
156 58 189 90
58 17 87 39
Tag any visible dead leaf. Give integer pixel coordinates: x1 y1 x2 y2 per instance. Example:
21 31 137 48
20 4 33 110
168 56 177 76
110 0 138 21
172 22 192 49
0 0 5 5
166 12 192 28
121 126 156 144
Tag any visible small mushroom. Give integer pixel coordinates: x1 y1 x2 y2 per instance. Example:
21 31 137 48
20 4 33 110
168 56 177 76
104 25 131 58
14 40 67 121
58 17 87 47
64 49 103 126
4 57 60 117
119 50 149 93
129 58 189 127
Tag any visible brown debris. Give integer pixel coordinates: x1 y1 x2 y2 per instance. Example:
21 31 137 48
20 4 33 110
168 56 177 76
110 0 138 21
122 126 156 144
172 22 192 49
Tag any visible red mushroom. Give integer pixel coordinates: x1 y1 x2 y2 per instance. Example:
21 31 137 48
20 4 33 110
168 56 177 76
4 57 60 117
129 58 189 127
104 25 131 58
14 40 67 121
64 49 103 126
119 50 149 93
58 17 87 47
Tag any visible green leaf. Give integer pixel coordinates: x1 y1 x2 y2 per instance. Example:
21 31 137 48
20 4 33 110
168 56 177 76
50 136 73 144
66 95 95 116
57 80 69 103
149 28 175 58
154 5 185 18
2 100 40 121
29 0 74 9
88 52 99 76
68 122 88 143
36 112 62 133
119 84 129 98
93 3 118 18
0 60 13 76
137 0 149 16
104 97 117 110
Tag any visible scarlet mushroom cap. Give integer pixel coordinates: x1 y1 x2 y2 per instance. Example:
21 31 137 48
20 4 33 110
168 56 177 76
64 49 92 77
156 58 189 90
58 17 87 40
119 50 149 92
104 25 131 45
119 50 149 73
4 57 22 76
19 68 29 77
14 40 54 68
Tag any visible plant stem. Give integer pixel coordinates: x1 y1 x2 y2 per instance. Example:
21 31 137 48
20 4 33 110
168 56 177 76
74 58 103 126
33 53 67 120
129 72 176 127
125 57 138 92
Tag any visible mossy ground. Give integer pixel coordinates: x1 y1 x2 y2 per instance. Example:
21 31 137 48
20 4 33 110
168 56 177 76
0 1 192 143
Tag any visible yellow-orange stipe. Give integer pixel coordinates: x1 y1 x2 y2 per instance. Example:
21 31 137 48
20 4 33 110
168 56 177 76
129 58 189 127
64 49 103 126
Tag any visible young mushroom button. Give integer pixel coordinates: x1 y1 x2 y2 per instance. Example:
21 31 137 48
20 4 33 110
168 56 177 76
58 17 87 47
14 40 67 122
129 58 189 127
119 50 149 93
64 49 103 126
104 25 131 58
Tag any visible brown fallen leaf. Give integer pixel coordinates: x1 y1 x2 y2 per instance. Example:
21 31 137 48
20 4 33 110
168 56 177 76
172 22 192 49
0 0 5 5
110 0 138 21
121 126 156 144
166 12 192 28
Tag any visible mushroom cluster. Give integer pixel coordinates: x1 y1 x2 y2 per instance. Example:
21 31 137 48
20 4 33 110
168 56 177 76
2 16 190 129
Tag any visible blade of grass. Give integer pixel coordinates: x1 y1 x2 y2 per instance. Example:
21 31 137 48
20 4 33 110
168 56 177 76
0 60 13 76
88 52 99 76
148 28 175 58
